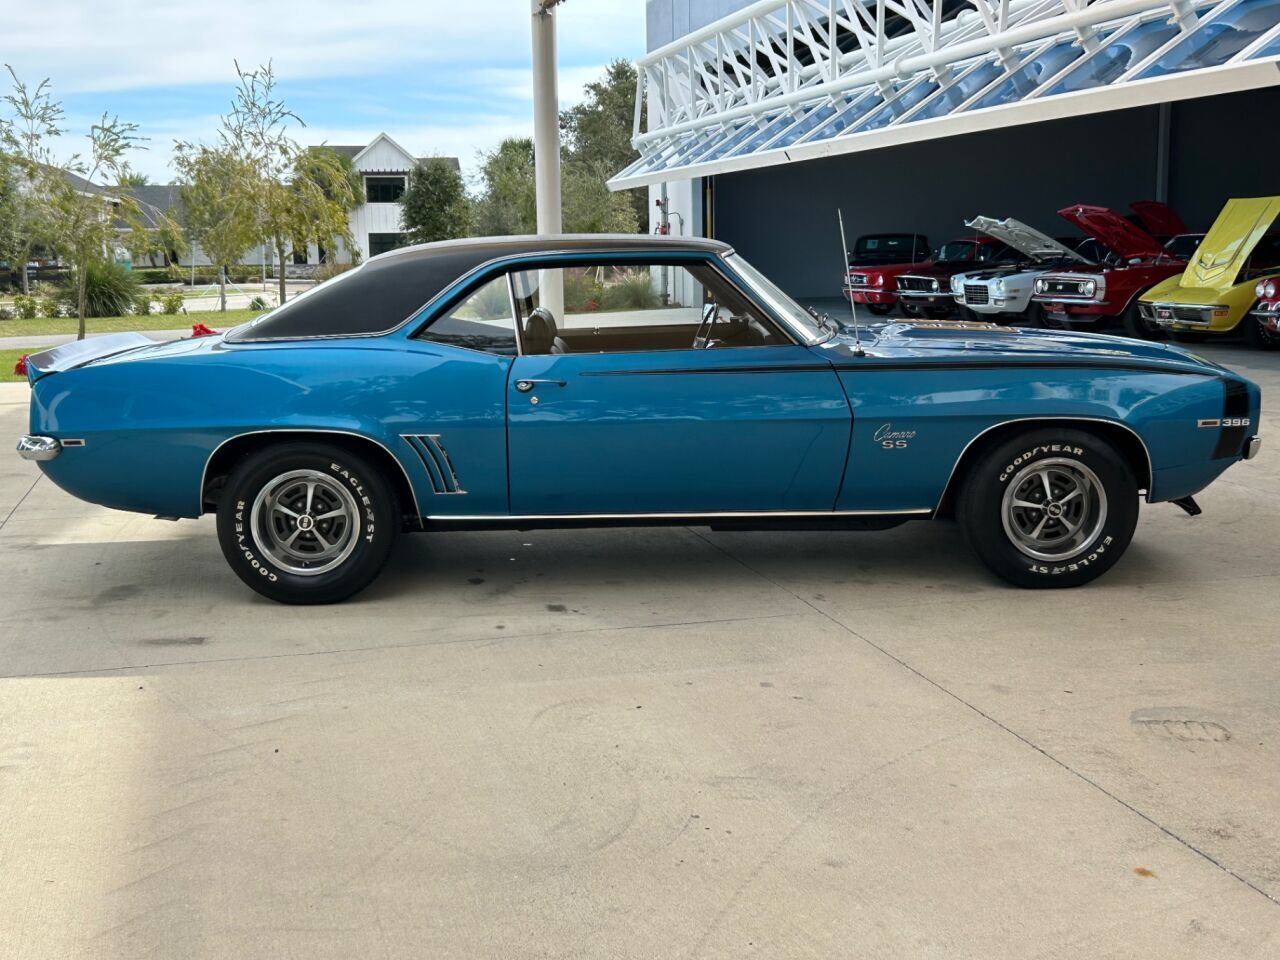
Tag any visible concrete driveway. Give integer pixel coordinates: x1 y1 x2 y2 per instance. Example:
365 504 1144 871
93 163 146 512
1 345 1277 959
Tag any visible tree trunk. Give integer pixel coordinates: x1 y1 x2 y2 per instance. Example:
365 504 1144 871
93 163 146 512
219 265 227 313
18 242 32 295
276 240 287 305
77 265 88 342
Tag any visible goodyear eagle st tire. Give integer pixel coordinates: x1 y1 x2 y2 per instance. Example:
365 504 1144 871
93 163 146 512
957 428 1139 588
216 442 398 604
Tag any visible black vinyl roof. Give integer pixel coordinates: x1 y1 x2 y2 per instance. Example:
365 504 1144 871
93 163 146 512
227 235 733 342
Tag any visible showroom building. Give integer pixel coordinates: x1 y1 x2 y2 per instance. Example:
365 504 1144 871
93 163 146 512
615 0 1280 299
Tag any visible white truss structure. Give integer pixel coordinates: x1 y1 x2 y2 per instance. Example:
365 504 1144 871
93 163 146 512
609 0 1280 189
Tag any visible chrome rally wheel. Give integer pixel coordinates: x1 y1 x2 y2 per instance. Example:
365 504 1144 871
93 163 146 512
958 428 1138 588
250 470 361 576
216 442 399 604
1000 459 1107 563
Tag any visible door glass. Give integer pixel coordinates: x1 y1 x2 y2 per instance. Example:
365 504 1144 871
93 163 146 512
509 263 784 355
418 276 517 355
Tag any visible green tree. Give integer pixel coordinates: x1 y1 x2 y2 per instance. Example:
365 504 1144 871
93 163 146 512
116 164 150 187
172 143 258 311
560 60 645 230
2 66 174 338
471 138 537 237
400 157 470 245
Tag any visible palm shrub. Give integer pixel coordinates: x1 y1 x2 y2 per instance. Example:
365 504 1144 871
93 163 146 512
59 261 142 318
600 268 658 311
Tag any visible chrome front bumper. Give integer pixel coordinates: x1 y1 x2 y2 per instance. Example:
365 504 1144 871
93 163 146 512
16 435 60 461
1245 436 1262 461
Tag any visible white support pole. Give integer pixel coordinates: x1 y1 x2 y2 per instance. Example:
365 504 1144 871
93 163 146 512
532 0 565 323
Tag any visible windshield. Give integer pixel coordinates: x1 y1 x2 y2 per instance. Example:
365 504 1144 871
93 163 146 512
935 241 978 262
726 253 827 343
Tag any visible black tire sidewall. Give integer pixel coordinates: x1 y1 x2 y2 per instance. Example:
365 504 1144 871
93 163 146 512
1245 312 1280 351
958 429 1139 588
216 443 397 604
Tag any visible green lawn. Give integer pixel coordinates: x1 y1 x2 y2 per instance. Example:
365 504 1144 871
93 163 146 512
0 308 265 339
2 349 32 383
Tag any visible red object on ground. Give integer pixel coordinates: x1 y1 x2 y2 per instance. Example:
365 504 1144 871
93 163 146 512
191 323 219 338
14 354 29 377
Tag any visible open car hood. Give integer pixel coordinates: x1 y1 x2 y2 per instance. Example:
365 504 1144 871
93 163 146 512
966 216 1088 263
1182 196 1280 290
1057 204 1164 260
1129 200 1188 237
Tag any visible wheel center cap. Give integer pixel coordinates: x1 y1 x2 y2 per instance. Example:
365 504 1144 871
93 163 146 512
1045 501 1064 519
297 514 316 532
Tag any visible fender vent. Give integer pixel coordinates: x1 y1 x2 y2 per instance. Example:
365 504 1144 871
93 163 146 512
401 434 467 495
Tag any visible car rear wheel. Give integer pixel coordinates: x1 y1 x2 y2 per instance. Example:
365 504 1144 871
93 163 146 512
216 442 398 604
1244 311 1280 351
957 428 1139 588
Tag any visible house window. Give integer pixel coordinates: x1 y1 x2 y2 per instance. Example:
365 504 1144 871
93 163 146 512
366 176 406 204
368 233 408 257
292 247 309 265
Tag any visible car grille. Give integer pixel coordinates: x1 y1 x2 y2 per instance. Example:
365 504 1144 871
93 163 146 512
963 284 989 305
897 276 937 293
846 273 868 287
1040 278 1091 298
1140 303 1211 325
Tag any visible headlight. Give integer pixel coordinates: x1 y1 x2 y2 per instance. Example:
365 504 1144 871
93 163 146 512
1257 280 1268 299
993 279 1006 295
871 273 884 287
951 276 962 292
931 278 940 292
1266 280 1278 299
1082 280 1097 297
1034 278 1047 294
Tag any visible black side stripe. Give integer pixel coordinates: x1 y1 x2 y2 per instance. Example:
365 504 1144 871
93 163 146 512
1213 379 1250 460
579 360 1214 378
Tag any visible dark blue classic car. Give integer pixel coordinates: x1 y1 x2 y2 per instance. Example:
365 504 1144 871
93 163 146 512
17 236 1263 603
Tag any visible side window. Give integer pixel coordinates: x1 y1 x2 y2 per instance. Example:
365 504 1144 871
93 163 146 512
418 276 517 356
509 262 785 356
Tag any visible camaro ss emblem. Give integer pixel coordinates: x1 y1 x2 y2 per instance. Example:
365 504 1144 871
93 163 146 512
873 423 916 450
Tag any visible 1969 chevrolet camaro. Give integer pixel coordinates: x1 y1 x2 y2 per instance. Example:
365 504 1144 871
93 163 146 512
17 235 1264 603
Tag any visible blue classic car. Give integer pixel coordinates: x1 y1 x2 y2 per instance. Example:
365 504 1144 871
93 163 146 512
17 235 1264 603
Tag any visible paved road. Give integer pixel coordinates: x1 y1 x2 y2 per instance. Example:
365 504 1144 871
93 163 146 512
1 344 1278 958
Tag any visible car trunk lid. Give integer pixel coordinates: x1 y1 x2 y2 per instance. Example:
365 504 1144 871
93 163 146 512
23 333 156 384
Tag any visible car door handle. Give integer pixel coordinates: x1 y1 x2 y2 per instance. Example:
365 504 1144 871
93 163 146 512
514 379 566 392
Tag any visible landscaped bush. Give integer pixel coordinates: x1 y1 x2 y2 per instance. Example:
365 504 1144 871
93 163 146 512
39 295 64 318
249 295 271 311
59 260 142 318
600 268 659 311
312 261 353 284
0 307 13 321
12 294 38 319
564 270 604 312
160 292 184 315
130 267 181 285
134 292 154 316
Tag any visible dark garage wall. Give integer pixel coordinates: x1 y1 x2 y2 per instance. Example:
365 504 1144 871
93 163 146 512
712 87 1280 299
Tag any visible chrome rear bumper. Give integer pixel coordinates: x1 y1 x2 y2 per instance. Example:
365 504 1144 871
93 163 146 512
16 435 60 461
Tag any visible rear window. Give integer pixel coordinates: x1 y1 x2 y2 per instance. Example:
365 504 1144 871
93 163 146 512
228 250 488 341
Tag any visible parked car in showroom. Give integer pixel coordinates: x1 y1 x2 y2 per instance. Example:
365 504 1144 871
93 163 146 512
1252 277 1280 338
950 217 1093 325
896 236 1018 318
1032 203 1190 338
1138 197 1280 350
842 233 931 315
17 235 1262 603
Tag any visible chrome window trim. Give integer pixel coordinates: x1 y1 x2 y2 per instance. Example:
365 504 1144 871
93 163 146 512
935 416 1155 515
199 428 422 523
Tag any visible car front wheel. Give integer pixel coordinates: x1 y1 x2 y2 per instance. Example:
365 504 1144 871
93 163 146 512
957 428 1139 588
216 442 399 604
1244 311 1280 351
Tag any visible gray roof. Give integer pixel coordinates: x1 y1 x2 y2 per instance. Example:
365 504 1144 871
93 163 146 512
322 145 460 173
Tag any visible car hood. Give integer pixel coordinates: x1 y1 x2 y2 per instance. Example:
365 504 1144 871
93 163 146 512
1181 196 1280 290
825 321 1224 374
1129 200 1188 237
966 216 1088 263
1057 204 1165 260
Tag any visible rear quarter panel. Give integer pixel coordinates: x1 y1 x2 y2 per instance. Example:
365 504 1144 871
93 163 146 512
30 338 511 519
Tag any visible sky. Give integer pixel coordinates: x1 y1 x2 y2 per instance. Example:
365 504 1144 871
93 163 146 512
0 0 647 187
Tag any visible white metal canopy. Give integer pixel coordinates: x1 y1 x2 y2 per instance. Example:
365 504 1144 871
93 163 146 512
608 0 1280 190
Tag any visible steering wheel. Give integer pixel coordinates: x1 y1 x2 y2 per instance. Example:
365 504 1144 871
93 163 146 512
692 301 717 349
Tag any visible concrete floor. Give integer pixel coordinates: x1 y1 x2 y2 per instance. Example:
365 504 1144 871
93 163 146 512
1 344 1277 959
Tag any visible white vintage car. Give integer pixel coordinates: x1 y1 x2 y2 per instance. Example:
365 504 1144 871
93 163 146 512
951 217 1091 325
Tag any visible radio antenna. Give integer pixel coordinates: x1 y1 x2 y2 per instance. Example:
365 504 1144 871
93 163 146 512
838 208 865 357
